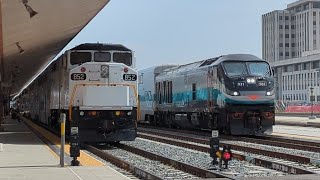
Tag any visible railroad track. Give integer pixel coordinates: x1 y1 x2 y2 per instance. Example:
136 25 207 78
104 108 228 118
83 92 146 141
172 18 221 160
138 125 320 153
84 143 233 179
138 127 320 174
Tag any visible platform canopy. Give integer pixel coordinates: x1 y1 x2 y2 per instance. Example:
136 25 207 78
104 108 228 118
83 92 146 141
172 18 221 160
0 0 110 97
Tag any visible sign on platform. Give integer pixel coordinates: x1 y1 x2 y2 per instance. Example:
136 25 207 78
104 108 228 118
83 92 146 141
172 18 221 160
71 127 78 135
212 130 219 138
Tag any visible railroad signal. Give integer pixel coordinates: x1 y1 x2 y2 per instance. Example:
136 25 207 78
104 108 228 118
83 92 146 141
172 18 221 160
70 106 80 166
221 145 232 169
210 130 219 165
210 137 219 165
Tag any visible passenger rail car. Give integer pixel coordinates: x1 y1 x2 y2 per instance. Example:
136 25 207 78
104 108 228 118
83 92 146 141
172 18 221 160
18 43 138 143
138 65 178 122
139 54 274 135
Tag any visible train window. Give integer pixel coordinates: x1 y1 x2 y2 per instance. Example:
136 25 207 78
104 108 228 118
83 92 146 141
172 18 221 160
70 52 91 65
192 83 196 101
169 81 173 103
94 52 111 62
223 62 247 77
247 62 270 77
163 82 166 103
113 52 132 66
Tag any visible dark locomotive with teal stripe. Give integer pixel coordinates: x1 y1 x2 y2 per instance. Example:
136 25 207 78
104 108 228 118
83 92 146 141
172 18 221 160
146 54 274 135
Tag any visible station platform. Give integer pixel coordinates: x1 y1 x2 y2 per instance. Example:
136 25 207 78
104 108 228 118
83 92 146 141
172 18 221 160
0 117 130 180
275 115 320 127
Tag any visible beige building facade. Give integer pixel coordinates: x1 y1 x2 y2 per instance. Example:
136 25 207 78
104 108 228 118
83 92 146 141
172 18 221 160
262 0 320 102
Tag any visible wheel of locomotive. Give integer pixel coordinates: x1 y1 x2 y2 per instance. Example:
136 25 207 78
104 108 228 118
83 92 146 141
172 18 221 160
150 112 157 126
224 113 231 135
166 112 173 128
208 113 218 130
158 112 165 127
218 110 231 134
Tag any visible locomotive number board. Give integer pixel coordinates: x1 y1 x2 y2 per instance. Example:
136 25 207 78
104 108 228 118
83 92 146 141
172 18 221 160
71 73 86 81
257 82 267 86
123 74 137 81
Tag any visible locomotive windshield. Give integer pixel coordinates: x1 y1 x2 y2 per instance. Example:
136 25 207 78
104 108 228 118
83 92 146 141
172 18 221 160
113 52 132 66
223 62 247 77
247 62 270 76
94 52 111 62
223 61 271 77
70 52 91 65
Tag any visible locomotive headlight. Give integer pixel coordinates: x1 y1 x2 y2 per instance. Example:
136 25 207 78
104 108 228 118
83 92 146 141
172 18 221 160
233 91 239 96
266 91 273 96
246 78 256 84
127 111 132 116
80 111 84 116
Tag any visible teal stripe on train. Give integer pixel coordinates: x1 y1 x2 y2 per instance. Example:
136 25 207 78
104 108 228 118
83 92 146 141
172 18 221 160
139 88 274 105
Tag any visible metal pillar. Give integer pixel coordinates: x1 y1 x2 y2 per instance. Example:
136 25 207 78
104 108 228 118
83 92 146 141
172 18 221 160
60 113 66 167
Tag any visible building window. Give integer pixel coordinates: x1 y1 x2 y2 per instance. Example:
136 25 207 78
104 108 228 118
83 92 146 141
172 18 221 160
280 25 283 29
291 34 295 38
280 34 283 38
285 43 289 47
285 25 289 29
291 25 295 29
279 16 283 20
292 52 296 57
285 34 289 38
285 16 289 20
314 2 320 8
314 11 317 16
314 30 317 35
285 52 289 57
292 43 295 47
280 52 283 56
312 61 319 69
314 21 317 25
279 43 283 47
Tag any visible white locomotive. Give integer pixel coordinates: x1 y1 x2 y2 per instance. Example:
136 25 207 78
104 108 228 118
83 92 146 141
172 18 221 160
18 43 138 143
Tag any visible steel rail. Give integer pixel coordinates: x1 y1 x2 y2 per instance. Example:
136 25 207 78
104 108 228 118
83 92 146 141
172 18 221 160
116 143 233 179
84 144 163 180
138 129 317 174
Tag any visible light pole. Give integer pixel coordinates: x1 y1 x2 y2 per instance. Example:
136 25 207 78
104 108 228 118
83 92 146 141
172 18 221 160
309 87 316 119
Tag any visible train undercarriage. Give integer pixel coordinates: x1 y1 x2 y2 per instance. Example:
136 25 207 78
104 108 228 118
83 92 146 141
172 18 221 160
148 104 274 136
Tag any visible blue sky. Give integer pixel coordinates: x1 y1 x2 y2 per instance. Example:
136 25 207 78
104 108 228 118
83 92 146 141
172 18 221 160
62 0 295 70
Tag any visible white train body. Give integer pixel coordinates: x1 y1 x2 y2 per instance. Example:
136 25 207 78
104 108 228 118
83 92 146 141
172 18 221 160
19 43 138 143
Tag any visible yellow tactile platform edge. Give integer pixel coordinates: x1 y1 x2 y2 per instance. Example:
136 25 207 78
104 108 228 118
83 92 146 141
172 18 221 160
21 116 104 166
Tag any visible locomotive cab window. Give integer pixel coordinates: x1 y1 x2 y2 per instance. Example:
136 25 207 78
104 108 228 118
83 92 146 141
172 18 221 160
223 62 247 77
113 52 132 66
247 62 271 77
70 52 92 65
94 52 111 62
